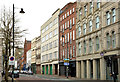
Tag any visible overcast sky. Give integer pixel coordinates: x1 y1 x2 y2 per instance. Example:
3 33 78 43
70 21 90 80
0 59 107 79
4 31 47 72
1 0 76 41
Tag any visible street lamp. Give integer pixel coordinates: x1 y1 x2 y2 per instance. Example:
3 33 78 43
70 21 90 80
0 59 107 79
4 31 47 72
62 35 69 78
12 4 25 82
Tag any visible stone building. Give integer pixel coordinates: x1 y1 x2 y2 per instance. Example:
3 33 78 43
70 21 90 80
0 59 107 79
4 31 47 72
59 2 77 77
41 9 60 75
76 0 120 81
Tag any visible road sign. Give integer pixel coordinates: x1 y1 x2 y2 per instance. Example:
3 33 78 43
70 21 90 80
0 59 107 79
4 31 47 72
9 56 15 65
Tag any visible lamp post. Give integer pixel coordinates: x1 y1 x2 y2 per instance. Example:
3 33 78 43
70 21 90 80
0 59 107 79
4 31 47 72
12 4 25 82
62 35 69 78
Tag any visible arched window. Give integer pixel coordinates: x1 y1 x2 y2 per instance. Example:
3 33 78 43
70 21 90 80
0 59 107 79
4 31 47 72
96 36 99 51
106 33 110 49
112 31 116 48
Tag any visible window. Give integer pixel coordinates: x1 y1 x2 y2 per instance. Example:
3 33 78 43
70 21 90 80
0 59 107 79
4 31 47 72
54 29 57 36
73 8 75 12
89 20 92 32
49 32 52 38
65 22 67 29
70 19 72 29
90 1 93 13
96 36 99 51
49 53 52 60
60 37 62 44
70 46 72 59
54 40 57 47
89 38 92 53
78 42 81 55
67 33 69 42
46 25 49 31
73 45 75 57
42 28 45 33
54 52 57 59
65 34 67 43
46 44 48 50
112 8 116 23
73 17 75 25
70 9 72 14
46 34 49 40
112 31 116 48
65 13 66 18
97 0 100 9
73 30 75 40
50 22 52 28
63 49 64 59
46 54 48 61
106 33 110 49
67 20 69 28
84 41 86 54
49 42 52 49
63 24 64 32
84 5 87 16
79 9 82 20
70 32 72 44
63 37 64 46
106 11 110 25
67 11 69 16
83 23 86 35
67 47 69 58
78 26 81 37
63 15 64 20
65 48 67 58
96 16 99 29
60 50 62 59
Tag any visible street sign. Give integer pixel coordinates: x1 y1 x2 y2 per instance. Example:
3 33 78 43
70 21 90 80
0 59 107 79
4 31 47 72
64 59 69 66
9 56 15 65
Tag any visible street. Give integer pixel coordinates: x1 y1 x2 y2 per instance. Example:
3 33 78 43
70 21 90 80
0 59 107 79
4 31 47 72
14 74 114 82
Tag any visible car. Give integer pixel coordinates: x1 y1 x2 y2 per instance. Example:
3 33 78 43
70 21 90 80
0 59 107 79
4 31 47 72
27 70 33 75
9 70 19 78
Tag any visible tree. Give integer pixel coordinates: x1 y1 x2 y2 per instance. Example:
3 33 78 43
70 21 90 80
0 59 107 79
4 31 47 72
0 6 27 81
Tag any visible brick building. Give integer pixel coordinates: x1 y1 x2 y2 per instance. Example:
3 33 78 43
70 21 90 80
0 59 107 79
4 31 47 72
59 2 77 77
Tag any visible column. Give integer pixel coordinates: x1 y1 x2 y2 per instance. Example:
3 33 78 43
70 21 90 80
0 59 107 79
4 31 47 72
81 60 85 79
52 64 55 75
87 60 90 79
76 61 80 78
100 58 106 80
93 60 97 80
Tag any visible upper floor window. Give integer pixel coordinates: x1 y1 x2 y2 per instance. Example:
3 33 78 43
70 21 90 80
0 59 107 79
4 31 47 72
97 0 100 9
63 37 64 46
65 34 67 43
84 41 86 54
65 22 67 29
70 9 72 14
63 49 64 59
73 8 75 12
49 32 52 38
112 8 116 23
106 11 110 25
63 24 64 32
78 42 81 55
67 33 69 42
65 13 66 18
67 11 69 16
78 26 81 37
67 20 69 28
65 48 67 58
96 16 99 29
63 15 64 20
96 36 99 51
90 1 93 13
73 17 75 25
79 9 82 20
70 32 72 44
112 31 116 48
89 20 92 32
84 5 87 16
106 33 110 49
83 23 86 35
70 19 72 29
89 38 92 53
73 30 75 40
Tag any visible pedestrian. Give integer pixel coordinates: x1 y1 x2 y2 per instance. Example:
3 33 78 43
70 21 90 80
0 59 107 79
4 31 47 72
112 72 117 82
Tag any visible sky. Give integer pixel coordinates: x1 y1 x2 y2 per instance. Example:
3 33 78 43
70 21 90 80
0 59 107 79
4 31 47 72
0 0 76 41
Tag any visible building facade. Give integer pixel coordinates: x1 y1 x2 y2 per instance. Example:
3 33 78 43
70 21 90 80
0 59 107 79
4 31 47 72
36 36 41 74
76 1 120 81
59 2 77 77
31 37 37 74
26 49 31 71
41 9 60 75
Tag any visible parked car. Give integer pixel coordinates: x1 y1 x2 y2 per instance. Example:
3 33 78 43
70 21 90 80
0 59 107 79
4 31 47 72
27 70 33 75
8 70 19 78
